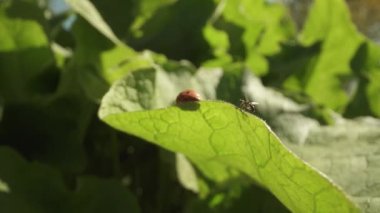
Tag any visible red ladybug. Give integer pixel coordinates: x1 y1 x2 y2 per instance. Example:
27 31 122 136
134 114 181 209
176 89 201 104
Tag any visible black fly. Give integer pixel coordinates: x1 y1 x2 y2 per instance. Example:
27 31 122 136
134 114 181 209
239 98 259 113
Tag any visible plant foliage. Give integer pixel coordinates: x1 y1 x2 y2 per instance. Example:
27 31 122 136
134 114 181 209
0 0 379 212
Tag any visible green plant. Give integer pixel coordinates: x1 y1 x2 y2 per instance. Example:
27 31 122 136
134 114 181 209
0 0 379 212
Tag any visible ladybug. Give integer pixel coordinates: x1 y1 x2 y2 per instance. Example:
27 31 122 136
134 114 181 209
239 98 259 113
176 89 201 104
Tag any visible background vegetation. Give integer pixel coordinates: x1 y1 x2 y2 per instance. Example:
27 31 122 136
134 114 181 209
0 0 379 212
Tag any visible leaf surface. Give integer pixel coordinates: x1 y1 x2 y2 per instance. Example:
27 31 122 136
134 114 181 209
99 70 359 213
295 0 364 111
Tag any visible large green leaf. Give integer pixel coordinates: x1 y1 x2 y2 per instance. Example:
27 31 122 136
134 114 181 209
99 69 359 213
242 72 380 213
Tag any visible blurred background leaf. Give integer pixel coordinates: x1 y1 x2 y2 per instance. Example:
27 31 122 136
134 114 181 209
0 147 140 213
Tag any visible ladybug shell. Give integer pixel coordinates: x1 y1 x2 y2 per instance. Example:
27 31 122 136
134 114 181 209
176 89 201 104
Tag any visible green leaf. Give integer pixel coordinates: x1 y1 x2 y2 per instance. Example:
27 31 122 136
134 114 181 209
61 17 122 100
184 184 289 213
207 0 295 75
65 0 120 44
0 146 71 213
83 0 136 39
60 17 154 101
99 70 359 213
176 153 199 193
243 72 380 212
72 177 140 213
0 2 56 102
0 101 3 122
295 0 365 112
125 0 215 64
282 116 380 213
87 0 174 40
202 23 232 66
0 146 140 213
0 95 93 173
98 62 223 118
345 41 380 117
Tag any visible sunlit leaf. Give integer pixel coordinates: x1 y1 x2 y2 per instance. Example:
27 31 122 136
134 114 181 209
207 0 295 75
295 0 365 112
99 69 359 213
